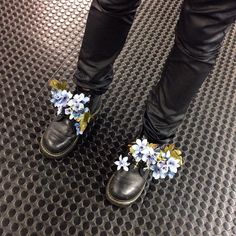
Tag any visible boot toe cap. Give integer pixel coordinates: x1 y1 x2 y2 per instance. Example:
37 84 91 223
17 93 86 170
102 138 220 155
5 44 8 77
107 169 147 204
40 120 77 157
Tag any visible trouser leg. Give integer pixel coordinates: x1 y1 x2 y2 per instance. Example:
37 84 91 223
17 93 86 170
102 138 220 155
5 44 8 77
73 0 141 95
143 0 236 144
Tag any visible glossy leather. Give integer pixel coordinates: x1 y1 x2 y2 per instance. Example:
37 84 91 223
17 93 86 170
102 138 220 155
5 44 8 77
108 165 149 201
42 117 77 154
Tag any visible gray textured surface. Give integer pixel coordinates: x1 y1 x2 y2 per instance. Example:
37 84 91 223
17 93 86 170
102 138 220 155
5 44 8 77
0 0 236 235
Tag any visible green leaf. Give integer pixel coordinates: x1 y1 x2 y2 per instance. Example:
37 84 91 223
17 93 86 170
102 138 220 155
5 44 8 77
83 112 91 123
49 79 68 90
79 112 91 133
148 143 158 149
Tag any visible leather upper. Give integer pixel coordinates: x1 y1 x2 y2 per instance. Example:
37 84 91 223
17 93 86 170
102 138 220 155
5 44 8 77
108 166 149 201
42 117 77 153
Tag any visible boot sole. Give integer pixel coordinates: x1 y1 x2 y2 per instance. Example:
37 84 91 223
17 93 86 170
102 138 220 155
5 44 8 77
39 105 101 159
106 173 149 207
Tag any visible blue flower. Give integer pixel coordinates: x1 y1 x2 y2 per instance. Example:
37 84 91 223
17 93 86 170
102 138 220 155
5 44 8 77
150 161 169 179
133 151 143 162
65 93 90 116
141 147 156 166
50 90 72 114
67 96 84 112
131 139 149 162
78 93 90 105
150 164 161 179
167 157 180 173
65 93 90 120
69 94 90 107
114 156 130 171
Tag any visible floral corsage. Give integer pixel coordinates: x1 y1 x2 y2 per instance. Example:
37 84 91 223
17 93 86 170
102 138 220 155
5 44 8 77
49 79 91 136
115 138 183 180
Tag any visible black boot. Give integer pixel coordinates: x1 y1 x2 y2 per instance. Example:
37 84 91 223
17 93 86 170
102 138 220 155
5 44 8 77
40 91 102 159
106 162 150 207
106 138 183 207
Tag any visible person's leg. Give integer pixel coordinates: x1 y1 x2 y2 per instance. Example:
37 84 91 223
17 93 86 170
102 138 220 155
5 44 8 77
143 0 236 144
73 0 141 95
106 0 236 207
40 0 141 159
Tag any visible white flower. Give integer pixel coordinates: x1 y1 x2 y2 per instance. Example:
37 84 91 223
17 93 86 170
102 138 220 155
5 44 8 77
114 155 130 171
73 93 90 104
150 161 170 180
136 138 148 146
65 93 90 120
150 164 162 179
167 157 180 173
131 138 149 162
141 147 156 165
50 90 73 114
68 99 84 111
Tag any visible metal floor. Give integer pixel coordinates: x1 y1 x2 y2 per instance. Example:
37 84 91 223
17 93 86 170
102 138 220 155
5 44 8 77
0 0 236 235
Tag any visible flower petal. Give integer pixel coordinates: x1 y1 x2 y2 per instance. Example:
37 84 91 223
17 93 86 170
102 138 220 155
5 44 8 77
142 139 148 146
136 139 142 146
114 161 120 166
169 166 178 173
132 145 139 151
166 150 171 158
83 97 90 104
153 172 160 179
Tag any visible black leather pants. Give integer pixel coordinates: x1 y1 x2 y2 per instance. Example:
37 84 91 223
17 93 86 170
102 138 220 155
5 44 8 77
73 0 236 144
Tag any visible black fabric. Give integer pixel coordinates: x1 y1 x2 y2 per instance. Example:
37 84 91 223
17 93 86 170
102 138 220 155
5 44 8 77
74 0 236 143
143 0 236 143
73 0 141 95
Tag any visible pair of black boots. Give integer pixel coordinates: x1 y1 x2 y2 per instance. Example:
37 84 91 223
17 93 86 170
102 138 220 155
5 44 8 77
40 90 152 207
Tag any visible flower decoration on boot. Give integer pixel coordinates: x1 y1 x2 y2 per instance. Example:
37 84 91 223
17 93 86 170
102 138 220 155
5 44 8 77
49 79 92 135
114 138 183 180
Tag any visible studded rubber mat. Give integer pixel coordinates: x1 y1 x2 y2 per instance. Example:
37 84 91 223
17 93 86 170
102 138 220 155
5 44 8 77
0 0 236 235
